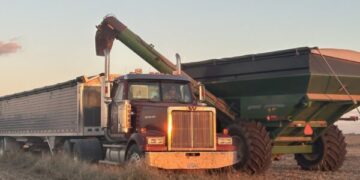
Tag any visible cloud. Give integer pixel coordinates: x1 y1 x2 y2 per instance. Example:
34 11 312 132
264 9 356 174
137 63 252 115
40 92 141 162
0 41 21 56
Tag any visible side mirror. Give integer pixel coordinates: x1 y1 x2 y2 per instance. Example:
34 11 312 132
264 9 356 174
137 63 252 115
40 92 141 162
198 83 205 102
104 97 112 104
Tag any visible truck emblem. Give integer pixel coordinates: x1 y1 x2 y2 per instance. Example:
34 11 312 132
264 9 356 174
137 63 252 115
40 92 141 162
144 115 156 119
188 106 197 111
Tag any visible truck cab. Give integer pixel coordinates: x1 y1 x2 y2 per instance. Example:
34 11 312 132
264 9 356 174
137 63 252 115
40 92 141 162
104 73 237 169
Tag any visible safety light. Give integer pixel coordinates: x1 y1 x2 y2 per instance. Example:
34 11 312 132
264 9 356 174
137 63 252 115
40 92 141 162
222 128 229 135
266 115 279 121
304 124 313 136
147 136 165 145
217 137 233 145
140 127 147 134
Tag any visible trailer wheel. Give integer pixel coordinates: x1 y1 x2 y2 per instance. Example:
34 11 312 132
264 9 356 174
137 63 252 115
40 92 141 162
295 125 346 171
0 137 21 157
126 144 144 164
72 139 102 163
0 138 4 157
62 140 73 155
228 121 272 174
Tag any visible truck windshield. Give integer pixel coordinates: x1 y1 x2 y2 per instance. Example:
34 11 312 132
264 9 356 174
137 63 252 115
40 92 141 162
128 82 192 103
161 82 192 103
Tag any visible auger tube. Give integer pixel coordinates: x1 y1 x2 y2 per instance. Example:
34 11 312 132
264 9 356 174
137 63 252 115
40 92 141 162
95 16 236 120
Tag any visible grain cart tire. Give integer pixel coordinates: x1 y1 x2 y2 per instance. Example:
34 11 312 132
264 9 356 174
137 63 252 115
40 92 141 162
126 144 144 164
72 139 102 162
228 122 272 174
295 125 346 171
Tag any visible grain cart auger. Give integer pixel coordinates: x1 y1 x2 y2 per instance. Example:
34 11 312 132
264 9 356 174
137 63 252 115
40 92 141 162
95 16 236 121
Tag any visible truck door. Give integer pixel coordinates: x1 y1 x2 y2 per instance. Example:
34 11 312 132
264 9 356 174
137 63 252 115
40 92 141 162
110 83 131 134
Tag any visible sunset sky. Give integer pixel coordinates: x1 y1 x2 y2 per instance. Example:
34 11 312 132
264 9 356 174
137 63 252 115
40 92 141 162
0 1 359 129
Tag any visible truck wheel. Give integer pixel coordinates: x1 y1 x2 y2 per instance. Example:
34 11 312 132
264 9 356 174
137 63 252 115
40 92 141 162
228 121 272 174
295 125 346 171
126 144 144 164
72 139 102 162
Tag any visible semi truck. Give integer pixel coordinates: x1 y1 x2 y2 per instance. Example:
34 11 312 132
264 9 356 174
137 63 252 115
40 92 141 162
0 71 240 170
0 15 359 174
0 17 239 171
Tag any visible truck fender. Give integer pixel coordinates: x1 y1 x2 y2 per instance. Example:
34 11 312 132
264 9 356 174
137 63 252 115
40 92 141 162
126 133 146 154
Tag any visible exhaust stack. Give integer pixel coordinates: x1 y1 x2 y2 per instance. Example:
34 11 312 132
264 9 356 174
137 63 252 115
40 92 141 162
103 49 111 100
175 53 181 75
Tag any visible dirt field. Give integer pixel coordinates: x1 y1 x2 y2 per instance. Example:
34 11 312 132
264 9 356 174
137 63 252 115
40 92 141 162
0 135 359 180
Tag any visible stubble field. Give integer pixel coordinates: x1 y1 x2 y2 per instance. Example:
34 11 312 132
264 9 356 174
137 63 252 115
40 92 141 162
0 135 359 180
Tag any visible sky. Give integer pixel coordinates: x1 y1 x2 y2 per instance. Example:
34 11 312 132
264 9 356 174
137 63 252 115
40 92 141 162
0 1 359 130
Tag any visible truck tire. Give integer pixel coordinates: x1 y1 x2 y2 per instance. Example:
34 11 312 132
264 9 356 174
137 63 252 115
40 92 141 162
72 139 102 163
126 144 144 164
294 125 346 171
228 121 272 174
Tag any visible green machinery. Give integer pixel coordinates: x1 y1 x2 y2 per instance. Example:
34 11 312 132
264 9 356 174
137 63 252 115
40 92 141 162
182 47 360 154
95 15 360 173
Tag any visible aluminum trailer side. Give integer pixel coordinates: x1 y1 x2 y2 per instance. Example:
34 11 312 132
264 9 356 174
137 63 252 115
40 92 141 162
0 75 104 137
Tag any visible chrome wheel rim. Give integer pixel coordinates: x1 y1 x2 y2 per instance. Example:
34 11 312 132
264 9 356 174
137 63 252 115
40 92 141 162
129 153 141 164
73 153 79 162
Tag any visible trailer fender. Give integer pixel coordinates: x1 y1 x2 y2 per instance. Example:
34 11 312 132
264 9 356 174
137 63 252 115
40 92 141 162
70 138 102 162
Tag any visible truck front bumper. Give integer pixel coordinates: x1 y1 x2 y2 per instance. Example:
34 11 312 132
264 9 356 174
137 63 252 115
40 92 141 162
145 151 238 169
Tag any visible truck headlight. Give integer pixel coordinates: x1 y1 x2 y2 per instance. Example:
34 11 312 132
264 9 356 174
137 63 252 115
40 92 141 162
147 136 165 145
217 137 233 145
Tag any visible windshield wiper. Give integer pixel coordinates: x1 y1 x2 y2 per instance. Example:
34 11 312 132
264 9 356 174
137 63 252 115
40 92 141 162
133 98 159 103
163 99 191 104
178 100 191 104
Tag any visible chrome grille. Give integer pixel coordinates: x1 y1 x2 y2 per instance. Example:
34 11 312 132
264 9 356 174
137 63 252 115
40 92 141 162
170 110 215 150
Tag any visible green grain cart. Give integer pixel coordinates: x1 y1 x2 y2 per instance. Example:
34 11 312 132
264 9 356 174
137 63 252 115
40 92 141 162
96 16 360 174
182 47 360 172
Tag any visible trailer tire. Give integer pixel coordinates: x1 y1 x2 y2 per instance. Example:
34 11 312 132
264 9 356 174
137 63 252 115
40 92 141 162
0 138 5 157
295 125 346 171
72 139 102 163
62 140 73 155
126 144 144 164
228 121 272 174
0 137 21 157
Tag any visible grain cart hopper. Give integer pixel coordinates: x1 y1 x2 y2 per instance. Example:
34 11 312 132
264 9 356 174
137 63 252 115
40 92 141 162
182 47 360 171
